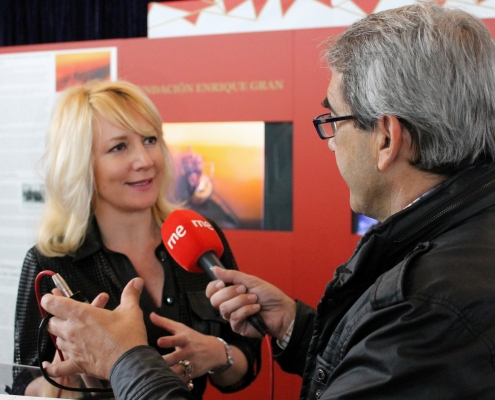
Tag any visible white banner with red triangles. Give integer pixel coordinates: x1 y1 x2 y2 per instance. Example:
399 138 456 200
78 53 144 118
147 0 495 38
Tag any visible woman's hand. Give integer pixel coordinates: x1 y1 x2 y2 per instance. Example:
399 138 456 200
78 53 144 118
25 350 82 398
151 313 229 382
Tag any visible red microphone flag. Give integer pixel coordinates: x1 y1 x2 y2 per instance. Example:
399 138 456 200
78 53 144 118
161 209 224 273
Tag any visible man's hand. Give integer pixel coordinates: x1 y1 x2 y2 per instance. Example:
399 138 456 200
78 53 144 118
25 290 110 396
206 267 296 340
41 278 148 380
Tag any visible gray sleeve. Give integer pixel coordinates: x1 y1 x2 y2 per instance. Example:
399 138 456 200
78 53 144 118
110 346 193 400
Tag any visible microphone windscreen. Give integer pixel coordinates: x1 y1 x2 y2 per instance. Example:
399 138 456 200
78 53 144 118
161 209 224 273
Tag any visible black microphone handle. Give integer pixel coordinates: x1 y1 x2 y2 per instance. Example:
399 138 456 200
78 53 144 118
198 252 269 336
197 251 222 281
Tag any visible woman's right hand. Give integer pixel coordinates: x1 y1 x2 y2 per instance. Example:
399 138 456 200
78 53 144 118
40 351 83 398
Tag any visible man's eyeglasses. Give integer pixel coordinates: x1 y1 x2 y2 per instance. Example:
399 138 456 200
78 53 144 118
313 113 355 139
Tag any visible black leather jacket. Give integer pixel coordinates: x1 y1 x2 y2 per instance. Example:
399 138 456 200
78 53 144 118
275 163 495 399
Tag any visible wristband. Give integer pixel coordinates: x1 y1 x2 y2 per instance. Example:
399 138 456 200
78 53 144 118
208 337 234 374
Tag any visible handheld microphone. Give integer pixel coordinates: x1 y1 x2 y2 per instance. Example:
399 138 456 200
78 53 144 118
161 209 268 336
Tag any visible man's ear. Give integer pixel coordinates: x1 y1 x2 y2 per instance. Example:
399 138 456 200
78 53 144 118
375 115 404 171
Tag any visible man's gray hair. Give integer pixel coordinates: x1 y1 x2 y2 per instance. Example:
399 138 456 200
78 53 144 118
325 1 495 174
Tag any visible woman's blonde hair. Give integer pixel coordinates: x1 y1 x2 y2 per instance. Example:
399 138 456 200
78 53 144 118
37 80 178 257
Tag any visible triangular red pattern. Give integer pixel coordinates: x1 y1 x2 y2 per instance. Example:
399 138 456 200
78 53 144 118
224 0 248 13
315 0 332 7
252 0 269 17
163 0 212 13
184 13 201 24
352 0 380 15
434 0 446 5
280 0 298 15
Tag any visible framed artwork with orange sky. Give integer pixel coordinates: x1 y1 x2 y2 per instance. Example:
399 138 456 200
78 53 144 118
164 121 292 230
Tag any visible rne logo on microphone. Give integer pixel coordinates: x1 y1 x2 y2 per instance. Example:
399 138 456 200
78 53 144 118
167 225 186 250
191 219 214 230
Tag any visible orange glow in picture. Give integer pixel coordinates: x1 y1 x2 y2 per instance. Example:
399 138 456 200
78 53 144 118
163 122 264 229
55 51 111 91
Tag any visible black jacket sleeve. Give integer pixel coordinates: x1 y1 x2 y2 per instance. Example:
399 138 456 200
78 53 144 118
273 300 316 376
110 346 193 400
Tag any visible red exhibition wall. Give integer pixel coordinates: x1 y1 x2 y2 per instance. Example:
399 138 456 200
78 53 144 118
3 19 495 399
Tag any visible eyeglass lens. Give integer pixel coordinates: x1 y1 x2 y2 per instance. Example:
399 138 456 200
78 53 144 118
318 116 336 138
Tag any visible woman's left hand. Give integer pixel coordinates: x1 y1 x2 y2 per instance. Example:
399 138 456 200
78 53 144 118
150 312 227 383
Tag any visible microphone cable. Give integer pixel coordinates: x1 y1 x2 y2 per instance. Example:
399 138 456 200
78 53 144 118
264 334 274 400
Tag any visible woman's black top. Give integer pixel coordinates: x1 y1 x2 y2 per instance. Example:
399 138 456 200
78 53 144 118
13 218 261 398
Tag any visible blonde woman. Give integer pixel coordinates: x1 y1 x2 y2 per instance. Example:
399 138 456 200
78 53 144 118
13 80 260 398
